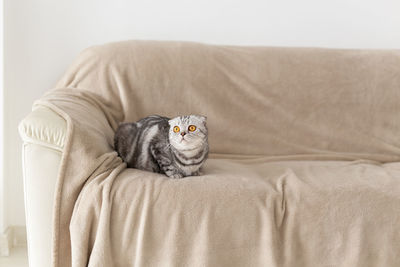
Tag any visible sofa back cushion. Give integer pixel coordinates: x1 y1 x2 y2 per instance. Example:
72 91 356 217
55 41 400 161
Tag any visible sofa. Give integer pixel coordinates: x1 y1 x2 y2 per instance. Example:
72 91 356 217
19 40 400 267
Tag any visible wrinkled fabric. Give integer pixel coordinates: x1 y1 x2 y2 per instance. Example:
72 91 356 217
35 40 400 267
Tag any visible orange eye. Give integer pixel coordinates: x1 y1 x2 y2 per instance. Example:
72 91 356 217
188 125 197 132
173 126 180 133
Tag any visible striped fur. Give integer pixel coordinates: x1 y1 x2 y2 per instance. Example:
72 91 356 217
114 115 208 178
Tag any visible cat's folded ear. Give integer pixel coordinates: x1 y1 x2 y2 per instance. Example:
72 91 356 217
195 115 207 124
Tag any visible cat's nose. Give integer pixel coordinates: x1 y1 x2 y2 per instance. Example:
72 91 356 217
181 132 186 136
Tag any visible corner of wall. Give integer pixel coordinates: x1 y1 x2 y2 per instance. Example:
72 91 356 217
0 226 27 256
0 227 12 256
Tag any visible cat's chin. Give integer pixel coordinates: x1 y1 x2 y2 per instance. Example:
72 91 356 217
171 142 200 152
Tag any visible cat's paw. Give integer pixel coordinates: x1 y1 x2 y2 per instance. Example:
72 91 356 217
170 173 184 179
192 170 202 176
165 171 184 179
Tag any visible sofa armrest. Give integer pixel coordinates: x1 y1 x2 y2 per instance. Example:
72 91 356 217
18 106 66 267
19 106 67 151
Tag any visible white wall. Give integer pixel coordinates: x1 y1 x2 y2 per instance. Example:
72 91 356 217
0 0 4 233
3 0 400 229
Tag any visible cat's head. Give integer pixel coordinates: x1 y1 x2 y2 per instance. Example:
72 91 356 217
168 115 208 151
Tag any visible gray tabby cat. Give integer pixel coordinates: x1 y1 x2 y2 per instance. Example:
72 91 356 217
114 115 209 178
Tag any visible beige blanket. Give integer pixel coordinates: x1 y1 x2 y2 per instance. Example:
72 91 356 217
36 41 400 267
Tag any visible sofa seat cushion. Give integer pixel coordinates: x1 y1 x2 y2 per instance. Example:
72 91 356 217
69 157 400 267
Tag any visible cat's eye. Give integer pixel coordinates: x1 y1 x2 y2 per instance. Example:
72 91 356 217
173 126 180 133
188 125 197 132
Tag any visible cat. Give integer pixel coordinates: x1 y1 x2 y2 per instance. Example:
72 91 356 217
114 115 209 178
